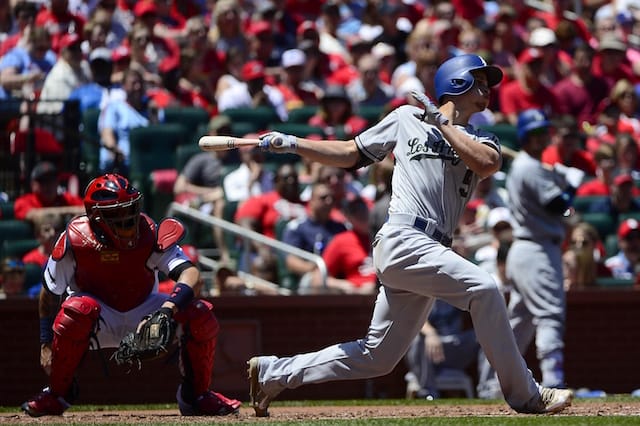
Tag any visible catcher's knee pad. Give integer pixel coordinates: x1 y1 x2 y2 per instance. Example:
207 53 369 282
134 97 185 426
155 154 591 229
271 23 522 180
50 296 101 397
176 299 219 342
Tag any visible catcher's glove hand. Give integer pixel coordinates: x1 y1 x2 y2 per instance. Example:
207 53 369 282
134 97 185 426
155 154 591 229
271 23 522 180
411 90 449 126
112 307 176 369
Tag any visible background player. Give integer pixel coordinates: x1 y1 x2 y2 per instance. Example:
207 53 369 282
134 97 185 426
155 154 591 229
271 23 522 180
21 174 241 417
247 54 573 416
478 109 584 397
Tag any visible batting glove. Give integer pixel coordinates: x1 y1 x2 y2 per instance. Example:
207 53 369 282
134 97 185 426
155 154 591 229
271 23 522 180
411 90 449 126
259 131 298 153
554 163 585 188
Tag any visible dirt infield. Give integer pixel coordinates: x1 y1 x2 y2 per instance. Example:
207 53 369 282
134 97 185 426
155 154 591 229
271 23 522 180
3 400 640 424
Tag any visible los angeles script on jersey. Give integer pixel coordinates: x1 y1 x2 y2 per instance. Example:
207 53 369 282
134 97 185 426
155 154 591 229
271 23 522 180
406 137 461 165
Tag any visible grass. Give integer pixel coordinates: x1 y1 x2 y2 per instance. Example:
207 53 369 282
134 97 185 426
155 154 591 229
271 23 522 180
2 396 639 425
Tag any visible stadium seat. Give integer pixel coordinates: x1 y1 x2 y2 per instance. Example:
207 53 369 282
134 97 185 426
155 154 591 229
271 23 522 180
435 368 475 398
25 262 43 288
2 238 39 258
358 105 385 126
573 196 608 214
0 220 34 259
224 107 280 131
163 107 210 146
176 143 202 171
580 212 616 240
0 201 14 220
287 106 318 123
595 276 635 287
80 108 101 176
269 122 325 138
479 123 519 152
604 233 619 257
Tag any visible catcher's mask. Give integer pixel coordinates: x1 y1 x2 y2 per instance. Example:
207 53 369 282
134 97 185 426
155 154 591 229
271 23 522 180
84 173 142 250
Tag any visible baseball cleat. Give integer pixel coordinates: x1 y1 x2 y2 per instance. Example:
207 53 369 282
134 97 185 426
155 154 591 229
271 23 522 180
248 357 276 417
21 387 70 417
517 387 574 414
176 385 241 416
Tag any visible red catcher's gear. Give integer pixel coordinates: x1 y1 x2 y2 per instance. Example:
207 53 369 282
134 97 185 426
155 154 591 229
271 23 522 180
60 214 157 311
50 296 101 398
175 299 219 397
83 174 143 250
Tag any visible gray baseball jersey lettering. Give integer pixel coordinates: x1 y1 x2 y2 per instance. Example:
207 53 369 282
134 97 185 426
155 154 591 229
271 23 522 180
507 152 565 241
355 105 500 236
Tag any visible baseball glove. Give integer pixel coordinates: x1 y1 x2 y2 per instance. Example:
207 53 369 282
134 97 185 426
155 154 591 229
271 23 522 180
112 307 176 369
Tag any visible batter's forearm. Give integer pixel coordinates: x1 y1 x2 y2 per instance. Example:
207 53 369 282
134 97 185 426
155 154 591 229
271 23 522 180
295 138 360 169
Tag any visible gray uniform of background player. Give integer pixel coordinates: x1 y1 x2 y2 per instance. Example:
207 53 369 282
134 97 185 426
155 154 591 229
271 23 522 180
255 105 544 411
505 150 567 387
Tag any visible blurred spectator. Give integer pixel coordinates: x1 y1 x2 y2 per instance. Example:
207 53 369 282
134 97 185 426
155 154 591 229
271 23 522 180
308 84 367 140
605 218 640 280
68 47 124 113
38 33 91 114
152 0 188 43
98 68 160 176
371 41 397 86
275 48 319 111
246 19 280 68
214 45 247 102
0 257 26 299
608 79 640 140
562 221 610 290
404 299 479 400
469 175 508 212
223 142 274 204
0 26 55 100
35 0 85 54
214 260 282 296
575 144 617 196
234 163 306 240
347 53 395 108
371 0 409 66
526 26 571 87
120 22 162 87
23 212 65 270
484 5 521 84
591 35 634 92
83 0 129 50
499 47 562 125
282 182 347 282
13 161 84 223
0 1 38 57
541 115 596 177
208 0 246 56
614 132 640 181
307 196 376 294
474 206 514 275
552 43 609 128
587 173 640 220
173 147 228 262
317 0 350 61
217 59 287 122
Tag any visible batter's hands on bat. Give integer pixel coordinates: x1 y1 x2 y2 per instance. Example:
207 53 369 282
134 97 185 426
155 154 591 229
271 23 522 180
259 131 298 153
411 90 449 126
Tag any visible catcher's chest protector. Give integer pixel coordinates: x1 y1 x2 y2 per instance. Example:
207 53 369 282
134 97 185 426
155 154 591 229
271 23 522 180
68 216 156 312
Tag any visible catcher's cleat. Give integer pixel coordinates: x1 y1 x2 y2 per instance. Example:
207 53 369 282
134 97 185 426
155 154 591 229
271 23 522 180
176 385 241 416
248 356 280 417
516 387 574 414
21 387 70 417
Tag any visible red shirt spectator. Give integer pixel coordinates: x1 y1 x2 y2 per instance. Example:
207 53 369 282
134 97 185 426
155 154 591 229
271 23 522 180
35 0 85 54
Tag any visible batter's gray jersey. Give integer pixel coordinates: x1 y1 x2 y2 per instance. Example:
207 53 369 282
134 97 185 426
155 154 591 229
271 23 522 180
355 105 501 237
506 152 565 241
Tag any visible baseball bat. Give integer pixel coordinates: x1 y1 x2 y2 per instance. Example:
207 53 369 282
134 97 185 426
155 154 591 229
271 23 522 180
198 135 261 151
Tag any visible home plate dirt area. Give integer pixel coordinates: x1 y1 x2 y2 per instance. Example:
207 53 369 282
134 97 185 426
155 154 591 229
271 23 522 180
3 400 640 424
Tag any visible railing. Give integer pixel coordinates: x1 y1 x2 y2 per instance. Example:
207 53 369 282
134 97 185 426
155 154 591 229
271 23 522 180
167 202 328 292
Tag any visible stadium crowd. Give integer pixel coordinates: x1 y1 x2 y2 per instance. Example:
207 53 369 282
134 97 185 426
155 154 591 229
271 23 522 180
2 0 640 298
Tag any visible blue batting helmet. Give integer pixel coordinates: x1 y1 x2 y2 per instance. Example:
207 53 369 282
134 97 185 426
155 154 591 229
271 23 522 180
517 109 550 142
434 54 503 103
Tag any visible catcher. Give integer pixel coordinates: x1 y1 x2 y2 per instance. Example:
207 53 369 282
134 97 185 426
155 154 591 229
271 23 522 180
21 173 241 417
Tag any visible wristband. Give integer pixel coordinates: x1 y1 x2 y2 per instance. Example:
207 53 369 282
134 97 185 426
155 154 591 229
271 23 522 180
40 317 54 343
168 282 194 311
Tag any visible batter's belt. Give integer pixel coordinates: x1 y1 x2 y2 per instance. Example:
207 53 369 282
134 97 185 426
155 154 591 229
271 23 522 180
387 214 452 247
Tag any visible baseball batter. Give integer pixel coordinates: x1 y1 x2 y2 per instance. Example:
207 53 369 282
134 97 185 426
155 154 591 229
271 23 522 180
478 109 584 395
247 54 574 415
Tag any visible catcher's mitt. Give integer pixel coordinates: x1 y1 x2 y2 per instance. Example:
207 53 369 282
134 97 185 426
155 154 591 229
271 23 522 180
112 307 176 369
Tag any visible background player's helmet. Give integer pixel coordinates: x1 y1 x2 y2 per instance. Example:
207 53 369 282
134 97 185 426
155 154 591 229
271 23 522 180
434 54 503 103
83 174 143 250
517 108 550 142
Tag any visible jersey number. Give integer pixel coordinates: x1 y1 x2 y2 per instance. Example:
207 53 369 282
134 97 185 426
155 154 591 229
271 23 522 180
459 170 473 197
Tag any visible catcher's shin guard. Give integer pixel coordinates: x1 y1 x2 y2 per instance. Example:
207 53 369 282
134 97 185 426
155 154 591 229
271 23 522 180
50 296 101 397
175 299 219 397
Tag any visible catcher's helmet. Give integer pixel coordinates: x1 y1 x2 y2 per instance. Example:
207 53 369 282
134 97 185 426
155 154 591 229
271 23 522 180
517 108 550 142
434 54 503 103
84 173 143 250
